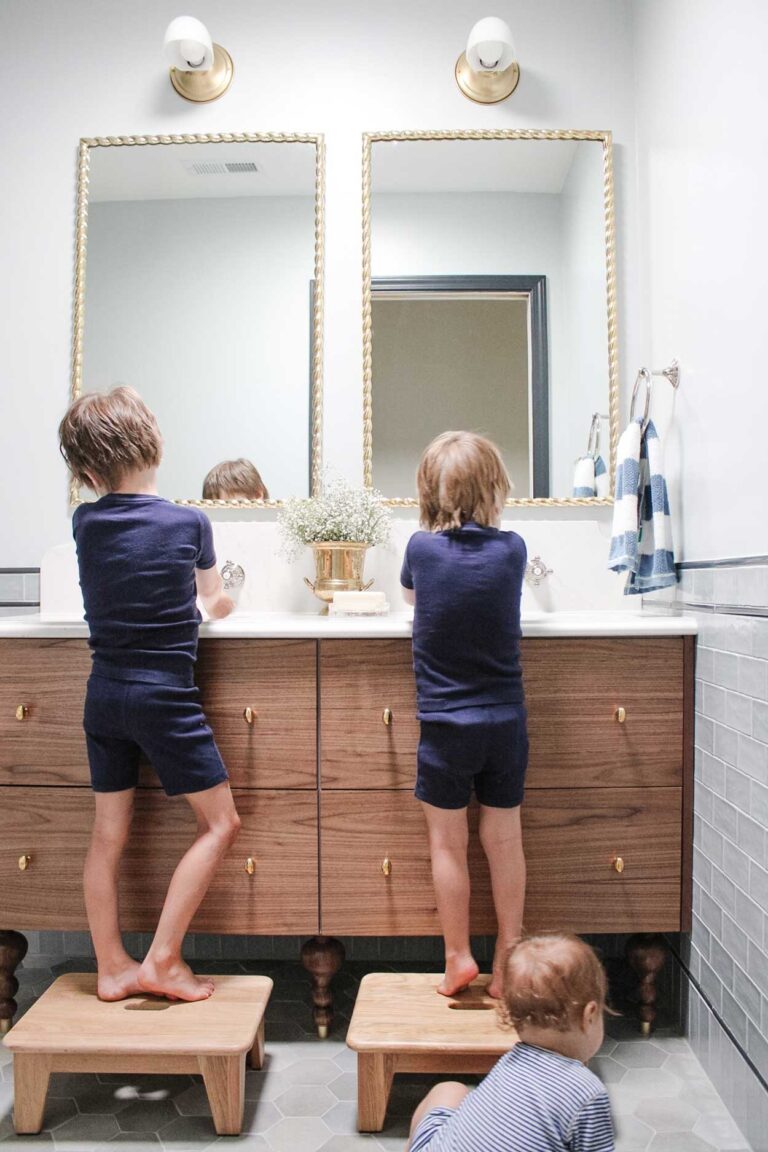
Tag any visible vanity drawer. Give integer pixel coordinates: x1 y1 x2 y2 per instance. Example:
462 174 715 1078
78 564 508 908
320 637 685 791
522 638 684 789
320 640 418 788
0 787 318 934
522 787 682 932
0 640 91 785
320 787 682 936
320 791 494 934
193 639 317 789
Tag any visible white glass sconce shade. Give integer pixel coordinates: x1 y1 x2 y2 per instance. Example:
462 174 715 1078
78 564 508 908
456 16 520 103
163 16 234 102
164 16 213 71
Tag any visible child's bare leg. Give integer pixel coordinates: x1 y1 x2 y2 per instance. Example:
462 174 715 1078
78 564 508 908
421 802 479 996
139 781 240 1002
479 804 526 998
84 789 143 1001
408 1082 470 1148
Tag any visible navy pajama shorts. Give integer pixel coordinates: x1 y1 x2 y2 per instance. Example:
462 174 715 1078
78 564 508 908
416 703 528 810
83 674 229 797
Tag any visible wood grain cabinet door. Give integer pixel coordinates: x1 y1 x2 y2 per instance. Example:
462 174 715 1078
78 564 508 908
320 640 418 788
522 638 684 789
320 791 495 935
523 787 682 933
0 640 91 785
320 788 682 938
193 640 317 789
0 787 318 935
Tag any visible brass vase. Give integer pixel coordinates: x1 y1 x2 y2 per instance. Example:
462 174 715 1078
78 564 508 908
303 541 373 608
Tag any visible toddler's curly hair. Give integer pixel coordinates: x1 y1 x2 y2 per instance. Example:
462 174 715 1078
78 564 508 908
498 933 608 1034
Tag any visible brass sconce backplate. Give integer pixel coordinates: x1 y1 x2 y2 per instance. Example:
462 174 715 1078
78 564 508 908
455 54 520 103
169 44 234 103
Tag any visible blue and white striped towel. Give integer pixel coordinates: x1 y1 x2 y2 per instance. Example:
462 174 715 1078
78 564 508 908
573 454 609 498
608 418 676 594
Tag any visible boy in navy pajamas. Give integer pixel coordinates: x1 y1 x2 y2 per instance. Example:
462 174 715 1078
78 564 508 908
59 386 240 1002
401 431 528 998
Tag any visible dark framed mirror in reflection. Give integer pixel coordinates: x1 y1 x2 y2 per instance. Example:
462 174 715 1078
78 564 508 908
362 130 618 506
70 132 325 507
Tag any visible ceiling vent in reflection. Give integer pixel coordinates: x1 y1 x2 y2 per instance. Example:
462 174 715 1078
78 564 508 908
183 161 259 176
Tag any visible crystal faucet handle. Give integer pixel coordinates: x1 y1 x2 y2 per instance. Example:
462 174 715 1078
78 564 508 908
525 556 553 587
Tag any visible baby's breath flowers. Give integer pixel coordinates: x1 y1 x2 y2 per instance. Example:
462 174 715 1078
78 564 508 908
278 478 392 560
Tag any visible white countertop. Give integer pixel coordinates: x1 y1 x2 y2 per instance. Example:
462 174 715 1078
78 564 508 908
0 610 698 639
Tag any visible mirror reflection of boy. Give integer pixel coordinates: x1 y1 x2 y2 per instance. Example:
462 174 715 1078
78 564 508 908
202 458 269 502
59 385 240 1003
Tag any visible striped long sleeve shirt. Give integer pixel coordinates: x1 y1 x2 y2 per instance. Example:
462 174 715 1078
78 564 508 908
416 1043 615 1152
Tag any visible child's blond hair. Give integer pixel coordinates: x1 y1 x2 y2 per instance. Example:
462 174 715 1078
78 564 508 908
202 458 269 501
417 431 510 532
499 934 608 1034
59 386 162 491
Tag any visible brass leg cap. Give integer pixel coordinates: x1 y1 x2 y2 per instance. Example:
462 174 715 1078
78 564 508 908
317 1023 329 1040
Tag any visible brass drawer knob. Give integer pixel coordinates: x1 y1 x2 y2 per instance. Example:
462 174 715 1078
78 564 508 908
15 705 29 722
243 707 257 726
382 708 393 726
18 854 31 871
245 857 256 875
381 856 392 877
612 856 625 873
614 707 627 724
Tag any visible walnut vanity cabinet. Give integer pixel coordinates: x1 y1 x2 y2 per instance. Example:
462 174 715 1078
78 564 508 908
0 636 319 1033
319 635 695 1026
0 631 694 1037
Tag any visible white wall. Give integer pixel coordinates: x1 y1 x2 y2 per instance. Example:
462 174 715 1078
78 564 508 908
84 196 315 499
0 0 639 566
558 142 611 495
631 0 768 561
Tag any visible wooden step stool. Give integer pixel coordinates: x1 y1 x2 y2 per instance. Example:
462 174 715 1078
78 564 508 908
346 972 515 1132
3 973 273 1137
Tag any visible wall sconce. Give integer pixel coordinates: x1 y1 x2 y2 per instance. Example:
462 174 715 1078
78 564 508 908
455 17 520 103
164 16 233 102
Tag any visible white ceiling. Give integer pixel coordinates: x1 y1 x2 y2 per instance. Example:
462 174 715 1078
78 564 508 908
372 138 584 195
89 141 317 202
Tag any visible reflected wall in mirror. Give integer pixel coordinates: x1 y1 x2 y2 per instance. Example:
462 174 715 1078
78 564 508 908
71 133 325 506
362 130 618 505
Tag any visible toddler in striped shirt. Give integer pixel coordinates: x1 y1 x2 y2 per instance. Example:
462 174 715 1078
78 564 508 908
408 934 615 1152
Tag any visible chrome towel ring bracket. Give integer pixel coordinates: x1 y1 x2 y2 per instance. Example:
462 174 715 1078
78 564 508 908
629 360 681 431
630 367 652 430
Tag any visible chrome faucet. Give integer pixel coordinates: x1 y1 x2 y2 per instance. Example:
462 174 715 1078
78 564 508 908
221 560 245 592
525 555 553 587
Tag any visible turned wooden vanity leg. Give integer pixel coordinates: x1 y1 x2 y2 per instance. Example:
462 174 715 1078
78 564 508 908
0 930 28 1034
301 936 345 1038
626 933 668 1035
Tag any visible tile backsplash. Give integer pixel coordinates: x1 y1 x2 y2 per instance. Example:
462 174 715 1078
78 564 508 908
649 561 768 1122
39 516 630 619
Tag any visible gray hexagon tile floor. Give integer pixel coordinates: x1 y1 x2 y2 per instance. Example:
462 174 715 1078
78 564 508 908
0 957 753 1152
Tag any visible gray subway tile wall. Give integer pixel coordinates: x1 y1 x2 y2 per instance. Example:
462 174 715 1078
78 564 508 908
671 563 768 1126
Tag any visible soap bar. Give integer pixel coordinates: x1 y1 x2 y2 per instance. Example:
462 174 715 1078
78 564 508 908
331 590 389 615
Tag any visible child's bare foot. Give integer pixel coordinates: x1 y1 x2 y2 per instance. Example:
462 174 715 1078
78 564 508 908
438 956 480 997
97 960 144 1002
138 956 215 1002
